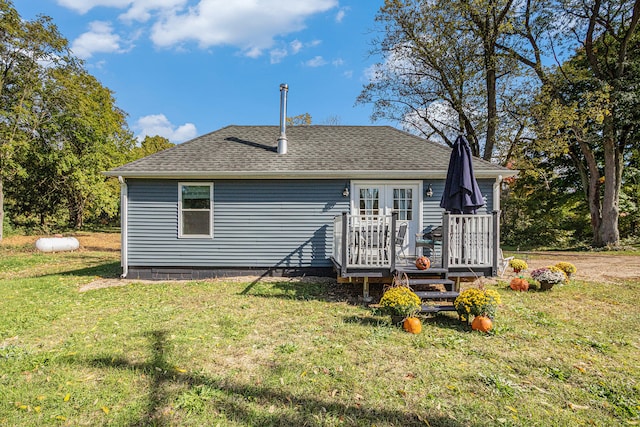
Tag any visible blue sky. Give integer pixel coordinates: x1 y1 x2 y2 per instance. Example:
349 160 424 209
16 0 388 143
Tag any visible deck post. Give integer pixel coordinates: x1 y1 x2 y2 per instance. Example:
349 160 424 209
442 212 450 271
390 211 398 272
341 211 348 277
362 276 371 302
492 210 500 277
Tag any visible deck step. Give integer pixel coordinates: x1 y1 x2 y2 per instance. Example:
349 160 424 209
408 278 455 286
395 266 448 274
415 291 459 300
420 304 457 313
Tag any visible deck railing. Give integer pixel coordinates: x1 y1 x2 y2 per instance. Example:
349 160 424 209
333 211 499 276
443 212 497 270
333 212 395 273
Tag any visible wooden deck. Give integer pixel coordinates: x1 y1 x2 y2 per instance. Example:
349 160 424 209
331 211 500 311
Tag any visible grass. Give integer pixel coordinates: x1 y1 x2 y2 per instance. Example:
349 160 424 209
1 242 639 426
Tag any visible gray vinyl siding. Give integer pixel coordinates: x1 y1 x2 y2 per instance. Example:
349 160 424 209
126 179 349 268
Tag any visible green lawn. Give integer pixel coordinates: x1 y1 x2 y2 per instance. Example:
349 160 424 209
1 246 639 426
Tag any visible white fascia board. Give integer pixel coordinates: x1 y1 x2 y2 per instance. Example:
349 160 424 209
103 169 517 180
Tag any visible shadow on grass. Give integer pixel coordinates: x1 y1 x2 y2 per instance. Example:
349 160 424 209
422 313 470 332
57 261 122 279
342 315 391 327
74 329 464 427
240 279 360 304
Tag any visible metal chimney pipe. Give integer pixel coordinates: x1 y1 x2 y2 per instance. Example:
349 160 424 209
277 83 288 155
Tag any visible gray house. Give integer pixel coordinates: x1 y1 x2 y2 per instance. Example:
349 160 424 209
106 124 514 287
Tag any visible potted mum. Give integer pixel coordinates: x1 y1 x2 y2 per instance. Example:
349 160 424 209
453 287 502 332
509 258 528 273
379 286 422 330
555 262 577 278
530 266 567 290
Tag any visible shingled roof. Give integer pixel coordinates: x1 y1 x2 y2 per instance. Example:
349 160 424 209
105 125 511 179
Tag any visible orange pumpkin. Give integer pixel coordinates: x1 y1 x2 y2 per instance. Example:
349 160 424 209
471 315 493 333
509 277 529 292
415 256 431 270
403 317 422 334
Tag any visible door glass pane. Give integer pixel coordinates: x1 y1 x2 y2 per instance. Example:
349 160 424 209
359 188 379 215
393 188 412 220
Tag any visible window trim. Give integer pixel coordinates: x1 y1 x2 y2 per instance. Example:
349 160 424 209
178 182 214 239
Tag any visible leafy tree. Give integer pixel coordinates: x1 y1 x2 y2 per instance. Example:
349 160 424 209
12 64 135 229
47 66 133 228
0 0 70 240
132 135 174 160
508 0 640 246
286 113 312 126
358 0 526 161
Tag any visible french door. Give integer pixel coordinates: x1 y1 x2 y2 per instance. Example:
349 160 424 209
352 182 420 256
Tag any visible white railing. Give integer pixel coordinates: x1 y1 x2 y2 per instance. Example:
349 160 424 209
446 214 494 267
332 213 394 269
333 212 498 274
347 214 392 267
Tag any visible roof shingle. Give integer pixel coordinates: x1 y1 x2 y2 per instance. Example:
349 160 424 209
106 125 510 179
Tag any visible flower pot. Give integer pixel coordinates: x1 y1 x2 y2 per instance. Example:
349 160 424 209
539 280 555 291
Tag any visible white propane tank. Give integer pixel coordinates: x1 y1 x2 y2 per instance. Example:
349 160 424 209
35 237 80 252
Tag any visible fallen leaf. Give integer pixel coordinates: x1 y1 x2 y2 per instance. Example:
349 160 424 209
34 406 41 413
63 393 71 402
397 390 407 397
505 406 517 413
174 367 187 373
568 402 590 410
300 371 307 377
101 406 110 414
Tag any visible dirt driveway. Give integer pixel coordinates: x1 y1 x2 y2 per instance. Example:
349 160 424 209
504 252 640 283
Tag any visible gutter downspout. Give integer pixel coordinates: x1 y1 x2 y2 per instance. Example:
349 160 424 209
118 176 128 278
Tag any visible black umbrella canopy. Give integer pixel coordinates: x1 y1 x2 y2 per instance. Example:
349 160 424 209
440 135 485 214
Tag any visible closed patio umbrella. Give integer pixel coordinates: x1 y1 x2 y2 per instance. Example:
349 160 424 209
440 135 484 214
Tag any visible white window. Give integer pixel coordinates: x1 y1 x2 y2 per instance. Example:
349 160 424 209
179 183 213 238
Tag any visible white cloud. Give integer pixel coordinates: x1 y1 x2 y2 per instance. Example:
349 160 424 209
269 48 288 64
59 0 337 58
71 21 128 59
335 7 349 23
134 114 197 143
119 0 187 22
290 39 303 54
150 0 337 56
304 56 327 67
270 39 322 64
332 58 344 67
56 0 130 14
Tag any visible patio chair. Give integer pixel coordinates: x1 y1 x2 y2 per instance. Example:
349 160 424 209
498 248 514 277
395 223 408 264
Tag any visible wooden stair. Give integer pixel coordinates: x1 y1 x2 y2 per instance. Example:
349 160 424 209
394 265 459 314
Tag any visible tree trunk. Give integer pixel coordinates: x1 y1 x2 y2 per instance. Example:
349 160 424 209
0 176 3 242
484 51 497 161
588 175 603 247
599 116 622 246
